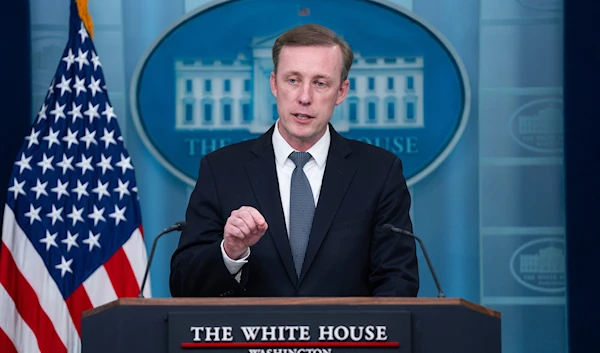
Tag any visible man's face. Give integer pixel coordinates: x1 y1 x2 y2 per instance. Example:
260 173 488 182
270 45 349 151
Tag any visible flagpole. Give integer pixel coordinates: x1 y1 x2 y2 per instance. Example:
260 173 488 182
75 0 94 39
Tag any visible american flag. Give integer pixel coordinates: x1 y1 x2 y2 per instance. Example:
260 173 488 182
0 1 149 352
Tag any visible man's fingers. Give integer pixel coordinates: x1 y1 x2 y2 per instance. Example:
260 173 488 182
258 220 268 231
246 206 267 227
227 215 252 236
223 222 245 240
236 206 268 234
236 211 258 233
225 206 269 252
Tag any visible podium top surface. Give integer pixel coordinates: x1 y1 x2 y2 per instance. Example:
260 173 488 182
83 297 500 319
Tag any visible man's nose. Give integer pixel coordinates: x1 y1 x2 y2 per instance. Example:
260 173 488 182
297 84 312 105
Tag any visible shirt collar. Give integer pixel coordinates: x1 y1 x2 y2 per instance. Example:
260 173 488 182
272 120 330 168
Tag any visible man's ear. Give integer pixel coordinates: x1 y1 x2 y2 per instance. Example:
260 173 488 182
335 79 350 106
270 72 277 98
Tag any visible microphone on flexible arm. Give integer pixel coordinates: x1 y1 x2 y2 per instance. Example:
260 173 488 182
382 224 445 298
138 221 187 298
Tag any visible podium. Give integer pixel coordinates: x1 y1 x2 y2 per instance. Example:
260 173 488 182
82 297 500 353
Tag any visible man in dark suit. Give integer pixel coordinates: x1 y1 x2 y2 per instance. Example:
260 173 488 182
170 24 419 297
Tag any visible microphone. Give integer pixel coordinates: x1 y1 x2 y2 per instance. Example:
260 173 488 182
382 224 445 298
138 221 187 298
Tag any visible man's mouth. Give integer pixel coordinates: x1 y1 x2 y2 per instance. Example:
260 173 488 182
294 113 313 120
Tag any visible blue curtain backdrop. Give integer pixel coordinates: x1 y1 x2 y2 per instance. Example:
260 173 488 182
564 1 600 352
2 0 595 352
0 2 31 233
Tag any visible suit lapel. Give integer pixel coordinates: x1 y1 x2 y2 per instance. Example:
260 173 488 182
300 128 356 282
245 127 298 286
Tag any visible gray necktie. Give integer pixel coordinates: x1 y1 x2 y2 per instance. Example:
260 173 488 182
288 151 315 278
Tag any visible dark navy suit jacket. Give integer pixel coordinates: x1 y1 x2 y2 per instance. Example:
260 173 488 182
170 124 419 297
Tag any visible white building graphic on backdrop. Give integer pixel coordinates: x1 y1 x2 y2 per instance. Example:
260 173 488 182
520 245 565 274
174 31 425 133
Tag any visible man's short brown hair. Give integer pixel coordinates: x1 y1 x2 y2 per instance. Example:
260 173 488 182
272 24 354 83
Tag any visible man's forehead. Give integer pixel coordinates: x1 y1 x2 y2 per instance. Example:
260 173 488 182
277 45 344 75
280 44 341 55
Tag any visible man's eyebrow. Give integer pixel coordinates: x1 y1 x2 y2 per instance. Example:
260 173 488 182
313 74 333 80
283 71 333 80
283 70 302 77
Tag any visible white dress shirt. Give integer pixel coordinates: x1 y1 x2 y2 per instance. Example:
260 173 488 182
220 121 330 278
